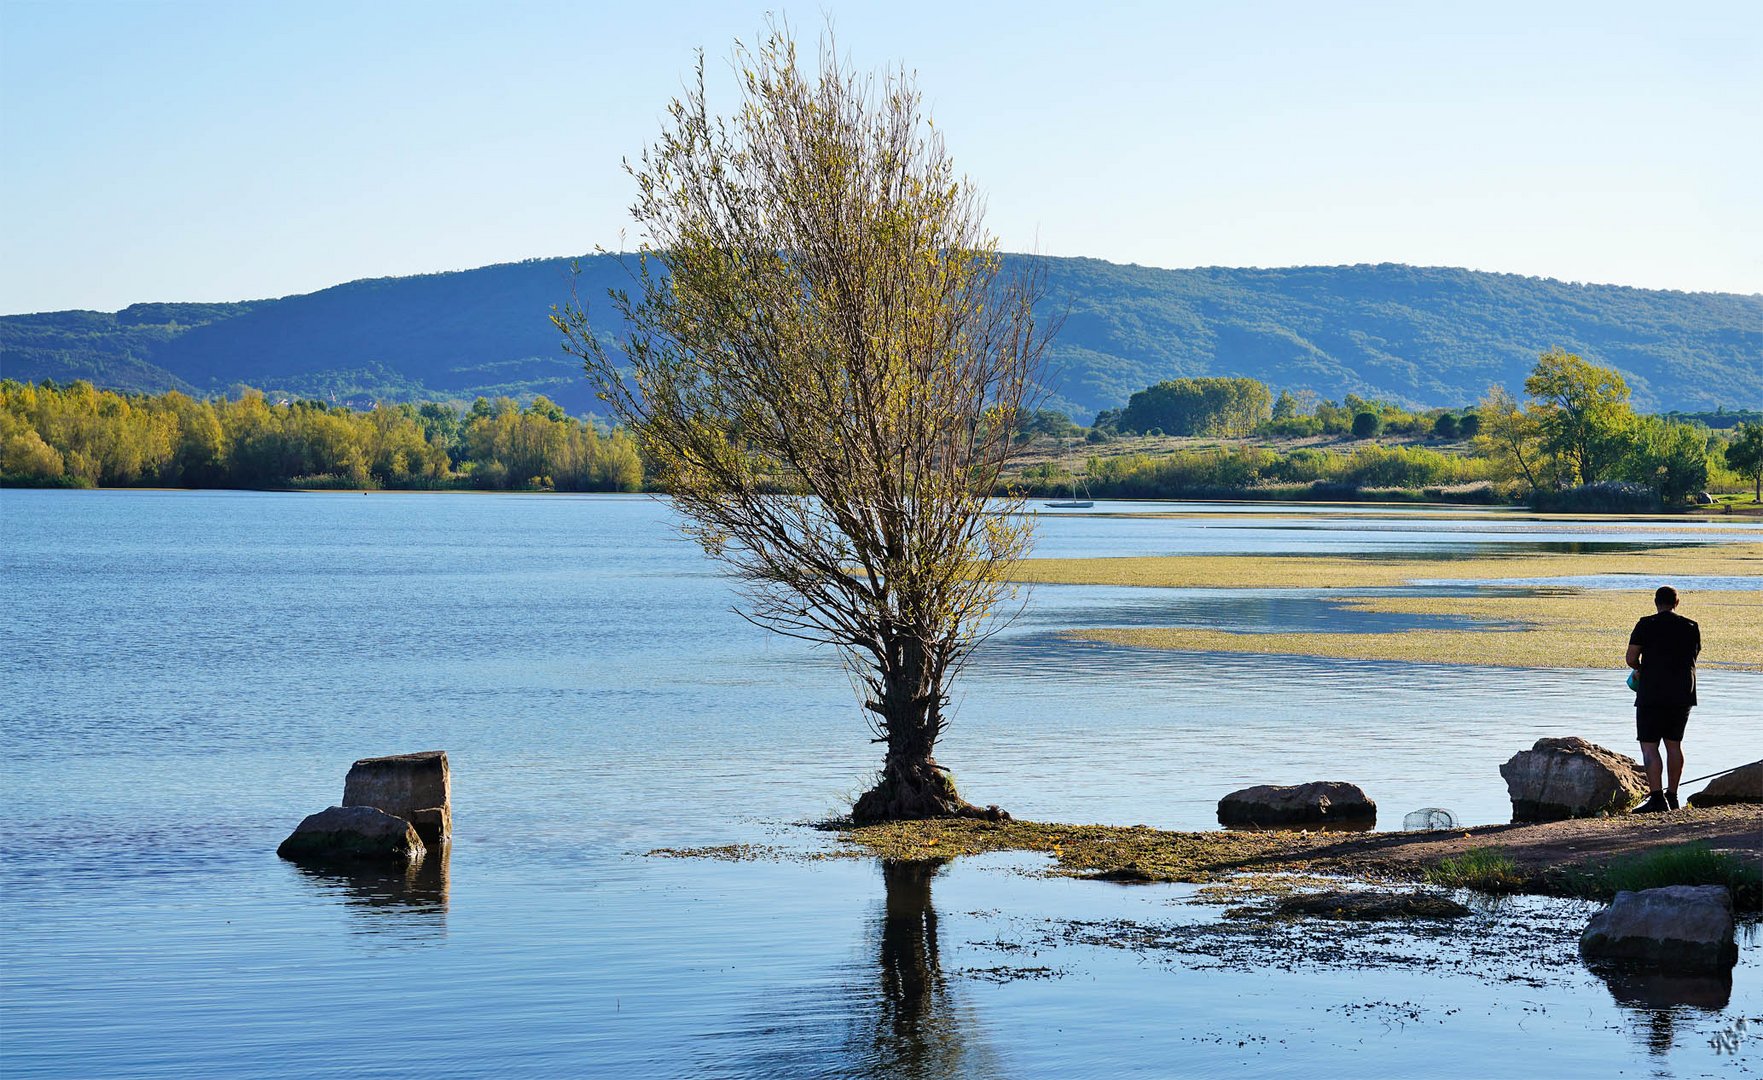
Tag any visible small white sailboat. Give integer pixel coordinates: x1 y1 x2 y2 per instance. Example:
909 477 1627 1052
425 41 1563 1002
1043 457 1093 508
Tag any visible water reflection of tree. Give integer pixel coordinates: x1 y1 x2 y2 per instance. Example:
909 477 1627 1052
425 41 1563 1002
859 859 1003 1080
710 857 1000 1079
867 856 966 1071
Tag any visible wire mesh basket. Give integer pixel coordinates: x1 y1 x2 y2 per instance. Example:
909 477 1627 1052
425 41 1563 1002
1402 807 1460 831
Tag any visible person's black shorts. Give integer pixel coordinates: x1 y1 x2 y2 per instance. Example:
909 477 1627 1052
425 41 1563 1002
1636 706 1691 743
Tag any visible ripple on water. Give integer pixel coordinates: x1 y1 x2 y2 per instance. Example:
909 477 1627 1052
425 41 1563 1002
1 490 1758 1077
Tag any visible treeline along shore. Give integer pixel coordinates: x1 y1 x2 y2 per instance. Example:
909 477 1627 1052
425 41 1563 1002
0 380 640 492
6 347 1762 507
1012 351 1763 510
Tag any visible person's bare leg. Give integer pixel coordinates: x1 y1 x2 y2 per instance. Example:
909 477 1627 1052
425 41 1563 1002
1640 741 1663 794
1665 740 1684 800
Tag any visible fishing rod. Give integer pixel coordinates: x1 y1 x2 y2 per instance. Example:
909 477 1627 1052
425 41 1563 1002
1679 760 1760 787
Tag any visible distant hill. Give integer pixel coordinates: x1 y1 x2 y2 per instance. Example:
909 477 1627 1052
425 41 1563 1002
4 255 1759 418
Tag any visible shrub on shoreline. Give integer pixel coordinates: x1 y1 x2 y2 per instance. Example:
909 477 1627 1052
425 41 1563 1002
1011 444 1500 503
1570 842 1762 910
1424 848 1525 893
1529 481 1660 514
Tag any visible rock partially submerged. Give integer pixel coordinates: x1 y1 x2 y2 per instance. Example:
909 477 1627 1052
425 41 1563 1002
1083 866 1160 884
1270 889 1470 921
1579 884 1738 972
1687 761 1763 809
343 750 451 845
277 805 427 865
1217 781 1376 828
406 806 452 847
1499 737 1646 822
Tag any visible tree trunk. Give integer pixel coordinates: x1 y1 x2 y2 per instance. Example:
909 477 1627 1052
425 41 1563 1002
852 749 1008 823
850 638 1010 824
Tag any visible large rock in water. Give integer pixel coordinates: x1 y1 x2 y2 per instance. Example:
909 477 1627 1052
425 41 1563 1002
1499 737 1647 821
1216 781 1376 828
1580 885 1738 972
277 805 427 864
1687 761 1763 808
344 750 451 845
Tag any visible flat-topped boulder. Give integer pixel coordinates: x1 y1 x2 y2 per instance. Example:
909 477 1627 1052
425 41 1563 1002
1688 761 1763 809
1500 737 1646 822
277 805 427 864
1580 885 1738 972
1217 781 1375 828
344 750 451 844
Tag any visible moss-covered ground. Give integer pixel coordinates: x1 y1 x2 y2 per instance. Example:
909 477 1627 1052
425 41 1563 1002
827 805 1762 907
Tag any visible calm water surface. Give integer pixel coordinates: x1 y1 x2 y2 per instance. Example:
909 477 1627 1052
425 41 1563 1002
2 491 1758 1078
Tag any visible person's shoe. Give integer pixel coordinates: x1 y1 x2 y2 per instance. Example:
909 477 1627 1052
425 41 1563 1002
1666 790 1680 811
1633 792 1669 814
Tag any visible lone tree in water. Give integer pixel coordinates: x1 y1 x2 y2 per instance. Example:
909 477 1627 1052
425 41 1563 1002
555 29 1052 822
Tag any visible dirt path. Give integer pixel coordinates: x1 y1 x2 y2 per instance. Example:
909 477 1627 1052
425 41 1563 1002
1301 804 1761 875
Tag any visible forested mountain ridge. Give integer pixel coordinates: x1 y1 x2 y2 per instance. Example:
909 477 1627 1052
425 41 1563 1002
4 255 1758 417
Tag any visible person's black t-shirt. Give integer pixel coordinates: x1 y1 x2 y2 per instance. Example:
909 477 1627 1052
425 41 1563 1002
1629 611 1700 708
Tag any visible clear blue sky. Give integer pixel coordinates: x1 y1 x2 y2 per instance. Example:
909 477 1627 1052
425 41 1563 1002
2 0 1759 315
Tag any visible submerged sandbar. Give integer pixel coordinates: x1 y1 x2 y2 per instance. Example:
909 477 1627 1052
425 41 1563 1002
1013 539 1763 670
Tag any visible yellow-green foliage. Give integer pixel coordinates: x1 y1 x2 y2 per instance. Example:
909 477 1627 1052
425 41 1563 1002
0 380 643 491
463 397 642 491
1034 443 1494 499
554 21 1047 784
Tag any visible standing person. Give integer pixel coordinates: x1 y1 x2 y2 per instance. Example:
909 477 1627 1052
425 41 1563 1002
1626 586 1700 813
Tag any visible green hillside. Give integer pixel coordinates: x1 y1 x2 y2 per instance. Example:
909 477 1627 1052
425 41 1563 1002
4 255 1758 417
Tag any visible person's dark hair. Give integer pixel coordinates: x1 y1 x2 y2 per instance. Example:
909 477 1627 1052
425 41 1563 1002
1655 586 1678 607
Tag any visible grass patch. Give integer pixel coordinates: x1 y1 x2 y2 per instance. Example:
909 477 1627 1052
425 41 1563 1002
1423 847 1527 893
1569 842 1762 911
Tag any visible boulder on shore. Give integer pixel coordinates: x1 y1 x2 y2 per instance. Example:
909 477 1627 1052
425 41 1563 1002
1499 737 1647 822
1580 885 1738 972
1216 781 1376 828
343 750 451 839
277 805 427 864
1687 761 1763 809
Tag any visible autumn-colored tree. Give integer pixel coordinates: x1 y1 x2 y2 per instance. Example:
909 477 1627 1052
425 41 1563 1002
1474 385 1547 491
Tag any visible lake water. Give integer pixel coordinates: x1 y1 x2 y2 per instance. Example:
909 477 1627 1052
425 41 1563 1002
2 490 1758 1077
